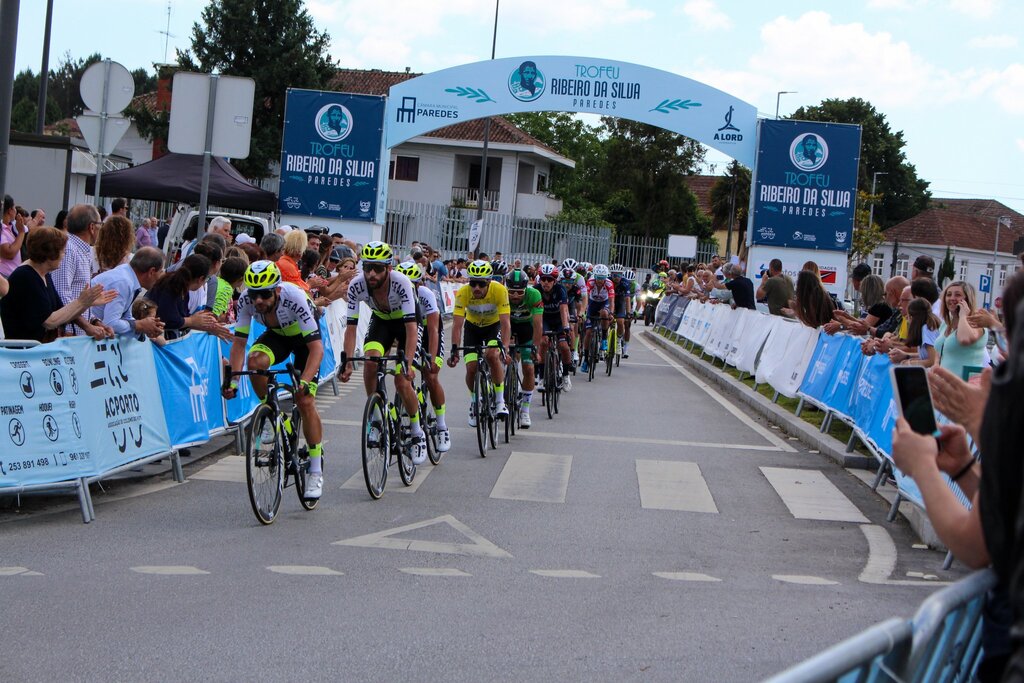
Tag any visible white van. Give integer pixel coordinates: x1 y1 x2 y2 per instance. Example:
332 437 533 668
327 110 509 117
163 204 275 257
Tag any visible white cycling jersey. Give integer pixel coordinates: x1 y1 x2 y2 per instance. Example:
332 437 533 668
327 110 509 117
346 270 418 323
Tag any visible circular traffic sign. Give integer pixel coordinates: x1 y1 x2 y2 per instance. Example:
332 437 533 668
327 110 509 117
80 60 135 114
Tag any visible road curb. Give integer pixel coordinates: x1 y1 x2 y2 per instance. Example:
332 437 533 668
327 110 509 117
643 329 944 550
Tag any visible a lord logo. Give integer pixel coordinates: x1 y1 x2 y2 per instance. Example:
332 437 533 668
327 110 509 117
714 105 742 142
315 103 353 142
789 133 828 172
508 60 545 102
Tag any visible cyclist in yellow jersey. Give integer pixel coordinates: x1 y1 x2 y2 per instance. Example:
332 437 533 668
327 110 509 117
447 260 511 425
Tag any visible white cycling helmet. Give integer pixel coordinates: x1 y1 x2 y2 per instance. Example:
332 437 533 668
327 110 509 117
539 263 559 278
593 264 610 279
561 258 578 272
624 269 637 281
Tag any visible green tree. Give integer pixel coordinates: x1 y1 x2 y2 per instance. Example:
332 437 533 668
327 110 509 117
599 118 708 239
47 52 103 121
850 190 886 266
789 97 930 228
938 245 956 287
708 160 751 255
175 0 336 178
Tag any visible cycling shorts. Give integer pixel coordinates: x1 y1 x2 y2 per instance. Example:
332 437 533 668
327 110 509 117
364 317 410 358
542 316 569 343
250 331 320 382
463 321 501 363
509 321 535 364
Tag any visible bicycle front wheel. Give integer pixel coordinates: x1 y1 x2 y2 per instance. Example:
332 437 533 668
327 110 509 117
588 335 597 382
474 368 488 458
289 407 318 511
395 400 416 486
606 329 615 376
361 393 389 499
421 391 442 466
246 403 283 525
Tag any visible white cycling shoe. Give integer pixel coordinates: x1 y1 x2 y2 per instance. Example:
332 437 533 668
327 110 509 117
304 472 323 499
562 374 572 392
468 405 477 427
437 429 451 452
519 407 532 429
411 436 427 465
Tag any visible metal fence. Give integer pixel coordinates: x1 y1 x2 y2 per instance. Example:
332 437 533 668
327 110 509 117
385 199 720 268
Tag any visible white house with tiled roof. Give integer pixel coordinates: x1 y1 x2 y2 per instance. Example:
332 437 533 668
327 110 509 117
876 198 1023 300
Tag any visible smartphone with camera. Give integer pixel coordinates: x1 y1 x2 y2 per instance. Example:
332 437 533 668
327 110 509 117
890 365 939 435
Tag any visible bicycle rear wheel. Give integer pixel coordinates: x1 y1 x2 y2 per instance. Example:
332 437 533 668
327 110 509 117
421 389 442 466
246 403 283 525
360 393 389 499
587 334 597 382
395 400 416 486
544 355 555 419
474 368 488 457
503 362 517 443
289 407 319 511
606 329 615 376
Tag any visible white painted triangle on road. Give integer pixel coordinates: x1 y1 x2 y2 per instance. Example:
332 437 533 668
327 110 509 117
332 514 512 559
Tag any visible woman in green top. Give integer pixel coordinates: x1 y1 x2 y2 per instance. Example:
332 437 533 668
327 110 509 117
935 280 988 379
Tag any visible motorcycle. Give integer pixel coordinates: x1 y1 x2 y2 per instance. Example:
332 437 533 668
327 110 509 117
642 288 663 326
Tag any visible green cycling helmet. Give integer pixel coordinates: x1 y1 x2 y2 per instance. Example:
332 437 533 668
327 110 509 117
360 240 394 264
467 260 493 279
395 260 423 282
244 260 281 291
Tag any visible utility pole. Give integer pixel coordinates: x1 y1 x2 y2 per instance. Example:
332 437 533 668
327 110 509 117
36 0 54 134
775 91 795 119
868 171 888 232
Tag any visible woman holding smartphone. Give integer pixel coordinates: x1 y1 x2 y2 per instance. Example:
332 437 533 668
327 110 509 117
934 281 988 379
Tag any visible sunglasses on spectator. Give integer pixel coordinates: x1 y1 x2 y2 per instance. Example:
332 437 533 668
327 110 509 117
362 263 387 274
469 280 490 289
250 290 275 300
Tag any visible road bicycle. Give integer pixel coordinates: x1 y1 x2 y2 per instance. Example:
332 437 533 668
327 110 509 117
415 354 443 466
606 323 619 376
584 318 602 383
227 364 318 525
342 352 417 499
502 343 533 441
540 331 562 419
451 344 499 457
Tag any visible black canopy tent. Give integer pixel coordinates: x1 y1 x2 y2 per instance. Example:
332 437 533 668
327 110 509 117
85 152 277 212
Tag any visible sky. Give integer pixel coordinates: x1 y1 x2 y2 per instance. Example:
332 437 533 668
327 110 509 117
12 0 1024 214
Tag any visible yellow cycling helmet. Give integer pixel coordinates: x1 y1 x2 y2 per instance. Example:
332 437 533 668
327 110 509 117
244 260 281 291
467 259 493 279
360 240 394 264
395 260 424 282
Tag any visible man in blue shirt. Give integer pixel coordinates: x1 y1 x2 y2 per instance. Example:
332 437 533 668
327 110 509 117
91 247 166 337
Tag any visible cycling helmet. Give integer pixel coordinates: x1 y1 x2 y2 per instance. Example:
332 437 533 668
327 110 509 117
561 258 578 272
658 259 669 269
490 259 509 279
538 264 559 278
624 270 637 282
658 271 668 278
466 259 493 279
360 240 394 264
593 264 610 279
560 267 576 280
244 260 281 290
610 263 625 275
395 260 423 282
506 269 529 290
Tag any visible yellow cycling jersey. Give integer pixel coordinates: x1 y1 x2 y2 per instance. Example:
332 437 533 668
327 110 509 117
453 281 511 327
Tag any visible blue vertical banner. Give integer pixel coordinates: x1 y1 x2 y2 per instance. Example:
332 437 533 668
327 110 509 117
750 119 861 252
278 89 386 222
153 333 227 448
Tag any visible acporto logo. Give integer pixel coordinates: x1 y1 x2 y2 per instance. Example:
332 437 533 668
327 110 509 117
285 196 302 210
508 60 545 102
789 133 828 172
757 226 776 241
714 105 742 142
315 103 353 142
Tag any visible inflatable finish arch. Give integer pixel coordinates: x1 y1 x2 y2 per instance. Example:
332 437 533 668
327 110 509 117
384 56 757 166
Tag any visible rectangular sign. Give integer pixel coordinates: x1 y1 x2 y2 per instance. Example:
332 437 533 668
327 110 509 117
750 119 861 252
747 245 850 298
278 89 385 222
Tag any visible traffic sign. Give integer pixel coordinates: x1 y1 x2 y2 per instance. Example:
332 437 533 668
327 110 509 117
79 60 134 115
75 112 130 155
979 274 992 293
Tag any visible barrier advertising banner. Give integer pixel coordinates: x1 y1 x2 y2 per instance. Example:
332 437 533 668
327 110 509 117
0 337 170 488
153 333 226 448
750 119 861 252
278 89 386 222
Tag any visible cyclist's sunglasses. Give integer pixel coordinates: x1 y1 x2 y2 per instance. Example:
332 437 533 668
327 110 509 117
539 276 556 283
469 280 490 289
250 290 275 300
362 263 387 274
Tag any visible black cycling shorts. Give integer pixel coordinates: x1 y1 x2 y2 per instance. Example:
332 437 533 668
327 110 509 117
364 317 409 358
250 331 320 381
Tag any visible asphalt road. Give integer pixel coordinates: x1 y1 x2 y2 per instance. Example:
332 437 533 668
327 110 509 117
0 328 965 682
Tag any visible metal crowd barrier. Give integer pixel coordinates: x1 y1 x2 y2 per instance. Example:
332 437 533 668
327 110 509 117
764 569 997 682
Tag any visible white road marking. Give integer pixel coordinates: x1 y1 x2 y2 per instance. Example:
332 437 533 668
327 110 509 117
191 456 247 483
131 566 210 575
522 429 782 452
636 460 718 513
529 569 601 578
0 566 33 576
340 462 434 493
333 514 512 559
321 418 361 427
760 467 869 523
399 567 471 577
653 571 721 582
859 525 952 586
490 451 572 503
773 575 839 586
267 565 343 576
639 332 797 452
21 570 43 576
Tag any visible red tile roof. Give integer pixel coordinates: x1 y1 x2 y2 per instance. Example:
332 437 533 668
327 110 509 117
885 198 1024 253
44 117 82 137
683 175 717 216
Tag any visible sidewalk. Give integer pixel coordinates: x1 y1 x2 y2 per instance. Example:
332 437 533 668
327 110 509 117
643 328 944 550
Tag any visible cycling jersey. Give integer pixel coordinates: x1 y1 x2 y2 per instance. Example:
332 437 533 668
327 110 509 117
235 282 320 341
453 281 510 327
415 284 440 318
587 278 615 306
614 279 633 300
346 270 418 323
540 283 568 323
509 286 543 324
560 274 584 306
415 284 444 362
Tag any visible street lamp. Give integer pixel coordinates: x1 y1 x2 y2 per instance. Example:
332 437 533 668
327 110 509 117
775 91 796 119
867 171 888 231
991 215 1012 305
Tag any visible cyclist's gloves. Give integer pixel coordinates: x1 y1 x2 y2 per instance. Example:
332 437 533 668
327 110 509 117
299 379 318 397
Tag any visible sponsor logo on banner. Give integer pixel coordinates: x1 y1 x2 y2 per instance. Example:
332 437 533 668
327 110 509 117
820 268 837 285
714 105 742 142
835 230 848 244
792 230 817 244
789 132 829 172
185 357 209 424
285 196 302 210
359 201 371 215
758 226 776 241
315 103 353 142
509 60 545 102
